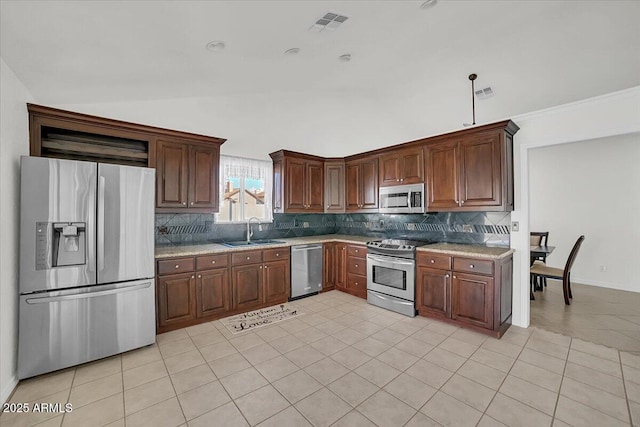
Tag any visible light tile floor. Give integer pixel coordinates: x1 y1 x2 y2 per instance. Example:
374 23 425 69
2 290 639 426
531 280 640 354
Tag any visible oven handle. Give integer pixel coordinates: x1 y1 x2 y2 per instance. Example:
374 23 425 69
367 254 415 267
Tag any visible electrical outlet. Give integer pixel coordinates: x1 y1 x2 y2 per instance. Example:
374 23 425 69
407 224 416 231
157 226 168 235
303 222 309 228
512 221 519 232
462 224 473 232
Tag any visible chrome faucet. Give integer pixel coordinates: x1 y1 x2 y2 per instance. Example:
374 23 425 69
246 217 262 243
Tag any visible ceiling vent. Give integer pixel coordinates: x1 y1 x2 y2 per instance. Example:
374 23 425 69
309 13 349 32
475 87 495 99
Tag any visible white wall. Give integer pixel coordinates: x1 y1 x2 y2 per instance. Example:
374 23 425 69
510 86 640 328
56 91 410 160
0 58 33 403
529 134 640 292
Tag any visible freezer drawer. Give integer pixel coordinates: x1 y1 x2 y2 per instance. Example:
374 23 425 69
18 280 155 379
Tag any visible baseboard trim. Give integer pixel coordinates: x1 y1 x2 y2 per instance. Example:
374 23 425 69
1 376 18 404
571 277 638 293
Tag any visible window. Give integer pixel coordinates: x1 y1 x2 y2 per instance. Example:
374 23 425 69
217 155 273 223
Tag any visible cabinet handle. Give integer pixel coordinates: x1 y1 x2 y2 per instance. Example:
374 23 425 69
276 253 280 257
461 200 465 205
260 265 263 269
355 264 358 268
355 249 359 253
175 265 179 269
182 202 186 206
211 260 216 264
198 274 201 278
396 179 400 182
264 265 268 269
246 256 251 260
191 275 195 279
453 275 457 279
445 274 450 278
430 259 435 263
400 178 404 182
190 202 194 206
469 264 474 269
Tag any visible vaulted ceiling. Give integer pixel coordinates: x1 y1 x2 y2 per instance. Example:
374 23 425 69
2 1 639 157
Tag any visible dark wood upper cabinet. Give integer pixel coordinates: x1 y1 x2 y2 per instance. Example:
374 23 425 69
379 146 424 186
157 139 219 212
27 104 225 213
270 151 324 213
324 161 345 213
424 124 516 212
345 156 378 211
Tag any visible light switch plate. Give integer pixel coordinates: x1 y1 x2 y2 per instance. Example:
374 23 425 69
512 221 519 232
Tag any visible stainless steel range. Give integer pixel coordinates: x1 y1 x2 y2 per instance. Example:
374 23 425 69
366 239 430 317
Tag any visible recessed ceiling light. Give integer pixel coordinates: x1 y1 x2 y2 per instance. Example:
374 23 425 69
338 54 351 62
420 0 438 9
284 48 300 56
205 41 226 52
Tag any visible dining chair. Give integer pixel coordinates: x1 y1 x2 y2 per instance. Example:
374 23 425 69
530 231 549 289
530 235 585 305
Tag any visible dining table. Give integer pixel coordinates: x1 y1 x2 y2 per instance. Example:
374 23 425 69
530 245 556 299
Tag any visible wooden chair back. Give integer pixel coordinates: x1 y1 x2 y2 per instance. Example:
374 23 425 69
563 235 585 280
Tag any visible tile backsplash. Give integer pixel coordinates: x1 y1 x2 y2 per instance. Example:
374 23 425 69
155 212 511 247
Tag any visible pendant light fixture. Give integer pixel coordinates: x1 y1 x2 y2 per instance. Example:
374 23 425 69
463 73 478 127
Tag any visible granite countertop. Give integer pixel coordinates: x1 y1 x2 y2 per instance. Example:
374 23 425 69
416 242 514 260
154 234 371 259
155 234 513 260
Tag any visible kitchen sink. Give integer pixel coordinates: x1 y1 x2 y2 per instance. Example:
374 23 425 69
220 239 285 247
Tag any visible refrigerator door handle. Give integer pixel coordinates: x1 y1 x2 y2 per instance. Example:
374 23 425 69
97 175 105 272
25 282 151 304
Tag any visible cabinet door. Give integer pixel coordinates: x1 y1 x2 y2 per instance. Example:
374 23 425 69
157 273 196 327
306 160 324 211
451 273 494 329
459 133 502 208
285 158 307 211
400 147 424 184
188 144 219 211
416 267 450 319
324 162 345 212
156 140 188 208
360 157 379 210
335 244 347 290
264 259 290 303
232 264 264 311
323 243 335 291
379 152 401 186
196 268 230 318
425 141 459 211
345 162 361 211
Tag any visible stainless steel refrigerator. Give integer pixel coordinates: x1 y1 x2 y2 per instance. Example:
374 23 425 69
18 156 156 379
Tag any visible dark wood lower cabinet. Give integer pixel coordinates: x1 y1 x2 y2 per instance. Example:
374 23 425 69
232 264 264 311
416 251 512 337
196 268 230 317
157 248 290 334
416 267 450 319
451 273 494 329
263 259 290 304
157 273 196 328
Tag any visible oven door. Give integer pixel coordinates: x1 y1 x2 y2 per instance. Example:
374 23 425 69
366 253 415 301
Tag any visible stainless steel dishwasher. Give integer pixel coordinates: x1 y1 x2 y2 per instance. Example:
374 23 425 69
290 244 323 300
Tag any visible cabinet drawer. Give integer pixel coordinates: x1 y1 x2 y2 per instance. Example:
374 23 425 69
231 250 263 266
347 256 366 275
263 247 290 262
417 252 452 270
347 245 366 257
453 257 494 276
196 254 229 270
346 273 367 291
158 257 195 275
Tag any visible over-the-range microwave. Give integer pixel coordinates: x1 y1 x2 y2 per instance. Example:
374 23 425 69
379 183 425 214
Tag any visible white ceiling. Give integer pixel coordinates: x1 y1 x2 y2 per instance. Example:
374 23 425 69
1 0 639 155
